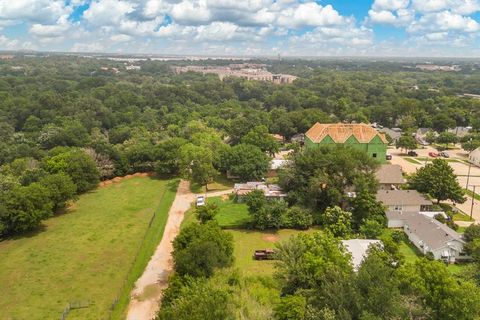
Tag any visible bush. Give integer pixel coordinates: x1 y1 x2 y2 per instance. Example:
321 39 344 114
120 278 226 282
274 295 307 320
196 203 219 224
282 206 313 230
359 219 383 239
173 221 234 278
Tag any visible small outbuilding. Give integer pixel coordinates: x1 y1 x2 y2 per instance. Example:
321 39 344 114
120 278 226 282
341 239 383 271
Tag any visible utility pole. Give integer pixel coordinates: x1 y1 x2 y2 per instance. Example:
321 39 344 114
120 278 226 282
466 138 473 190
470 185 480 220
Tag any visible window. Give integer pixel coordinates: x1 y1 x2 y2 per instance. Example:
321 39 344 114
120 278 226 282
372 153 377 158
394 205 403 211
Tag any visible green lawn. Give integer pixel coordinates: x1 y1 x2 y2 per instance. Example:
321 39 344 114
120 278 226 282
211 196 251 228
404 157 422 165
190 174 234 193
0 176 178 320
465 189 480 201
415 157 459 163
227 229 319 276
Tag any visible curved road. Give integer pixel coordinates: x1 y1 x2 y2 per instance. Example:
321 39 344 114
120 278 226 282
126 180 233 320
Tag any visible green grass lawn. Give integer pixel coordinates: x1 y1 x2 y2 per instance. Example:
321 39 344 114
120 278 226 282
211 196 251 228
227 228 319 276
404 157 422 165
415 157 459 163
452 212 474 222
465 189 480 201
0 176 178 320
190 174 234 193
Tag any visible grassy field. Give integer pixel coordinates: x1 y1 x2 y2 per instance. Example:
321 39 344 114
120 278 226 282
0 176 178 320
211 196 251 228
227 228 319 276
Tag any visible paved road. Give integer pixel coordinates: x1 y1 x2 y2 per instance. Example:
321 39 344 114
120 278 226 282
126 181 233 320
389 147 480 222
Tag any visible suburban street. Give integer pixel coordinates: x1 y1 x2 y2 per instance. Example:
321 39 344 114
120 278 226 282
389 146 480 222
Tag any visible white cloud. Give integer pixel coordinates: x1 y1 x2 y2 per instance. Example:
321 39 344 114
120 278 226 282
110 34 132 42
372 0 410 11
408 11 480 32
277 3 345 28
412 0 480 15
0 0 70 24
29 16 72 38
0 35 19 49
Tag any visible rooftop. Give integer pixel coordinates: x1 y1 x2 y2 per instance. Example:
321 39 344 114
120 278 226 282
305 123 388 144
375 164 405 185
386 211 464 251
341 239 382 271
376 190 432 206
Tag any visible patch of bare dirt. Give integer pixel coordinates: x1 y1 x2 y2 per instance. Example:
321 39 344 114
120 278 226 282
262 234 280 242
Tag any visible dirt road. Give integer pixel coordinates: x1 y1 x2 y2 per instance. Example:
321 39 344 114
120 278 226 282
126 181 233 320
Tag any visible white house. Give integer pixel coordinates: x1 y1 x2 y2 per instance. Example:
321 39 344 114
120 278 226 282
341 239 383 271
376 190 433 212
386 211 467 263
469 147 480 167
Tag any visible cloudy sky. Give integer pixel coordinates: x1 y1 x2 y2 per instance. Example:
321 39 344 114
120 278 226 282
0 0 479 56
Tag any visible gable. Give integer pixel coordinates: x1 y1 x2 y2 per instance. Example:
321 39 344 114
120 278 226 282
344 135 360 144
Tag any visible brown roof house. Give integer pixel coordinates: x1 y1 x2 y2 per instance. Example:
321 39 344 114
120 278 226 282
305 123 388 162
386 211 467 263
375 164 406 190
376 190 432 212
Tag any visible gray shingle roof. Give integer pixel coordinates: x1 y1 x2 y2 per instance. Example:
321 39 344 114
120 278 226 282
376 190 432 206
387 211 464 251
375 164 405 185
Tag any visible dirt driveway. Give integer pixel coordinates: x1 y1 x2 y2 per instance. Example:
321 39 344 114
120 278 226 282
126 180 233 320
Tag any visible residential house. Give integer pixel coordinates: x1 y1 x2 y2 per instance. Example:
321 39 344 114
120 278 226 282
341 239 383 271
416 128 435 146
379 127 402 144
448 126 472 138
469 147 480 167
386 211 467 263
375 164 405 190
376 190 433 212
267 159 291 177
234 182 286 201
305 123 388 162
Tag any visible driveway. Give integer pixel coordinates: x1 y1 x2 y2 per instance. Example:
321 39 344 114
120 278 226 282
126 181 233 320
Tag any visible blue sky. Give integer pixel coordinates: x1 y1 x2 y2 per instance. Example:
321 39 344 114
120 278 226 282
0 0 479 56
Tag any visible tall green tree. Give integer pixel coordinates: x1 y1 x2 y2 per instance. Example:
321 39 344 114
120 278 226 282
395 134 417 153
409 159 465 204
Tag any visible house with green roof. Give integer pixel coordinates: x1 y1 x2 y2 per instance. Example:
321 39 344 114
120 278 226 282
305 123 388 162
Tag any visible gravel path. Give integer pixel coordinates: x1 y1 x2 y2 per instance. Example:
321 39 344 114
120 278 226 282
126 181 233 320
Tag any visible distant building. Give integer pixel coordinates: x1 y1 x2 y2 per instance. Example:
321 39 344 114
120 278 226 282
233 182 286 201
125 65 141 70
469 147 480 167
305 123 388 162
379 127 402 144
375 164 405 190
267 159 291 177
415 64 460 72
376 190 433 212
448 126 472 138
341 239 383 271
386 211 467 263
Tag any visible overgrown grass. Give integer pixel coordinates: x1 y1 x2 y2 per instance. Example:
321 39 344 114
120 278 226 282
0 176 177 320
465 189 480 201
227 229 319 276
190 174 234 193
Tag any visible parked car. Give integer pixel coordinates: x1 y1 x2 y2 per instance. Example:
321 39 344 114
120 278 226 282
428 152 439 157
439 151 450 158
196 195 205 207
407 150 418 156
386 153 392 160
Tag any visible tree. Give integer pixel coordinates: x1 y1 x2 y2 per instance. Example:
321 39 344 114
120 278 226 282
432 113 456 132
154 137 188 175
241 125 280 156
0 183 53 235
356 248 402 319
436 132 457 148
359 219 384 239
398 259 480 320
462 139 480 153
395 134 417 153
43 149 100 193
245 190 288 229
38 173 77 211
279 145 378 213
180 144 218 190
322 206 353 238
409 159 465 204
196 203 219 224
172 221 234 278
282 206 314 230
350 189 386 228
464 224 480 255
220 143 269 181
